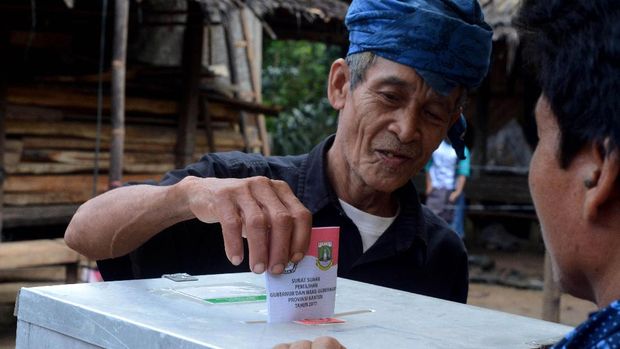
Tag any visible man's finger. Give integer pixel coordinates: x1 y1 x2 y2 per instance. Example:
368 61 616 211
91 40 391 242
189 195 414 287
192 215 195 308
236 186 269 273
312 336 345 349
273 340 312 349
214 195 244 266
271 180 312 263
250 178 292 274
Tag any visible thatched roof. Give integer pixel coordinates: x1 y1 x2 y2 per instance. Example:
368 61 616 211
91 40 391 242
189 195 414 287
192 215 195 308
246 0 349 23
58 0 522 47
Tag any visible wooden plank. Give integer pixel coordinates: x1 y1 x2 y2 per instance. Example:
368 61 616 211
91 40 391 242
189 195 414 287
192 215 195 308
0 282 60 303
0 266 66 282
5 139 22 153
2 205 79 229
0 239 79 270
5 192 99 205
6 104 64 121
465 175 532 204
7 86 177 115
10 31 72 49
413 173 532 205
22 137 170 153
4 174 155 193
7 120 247 148
8 162 173 175
22 150 175 165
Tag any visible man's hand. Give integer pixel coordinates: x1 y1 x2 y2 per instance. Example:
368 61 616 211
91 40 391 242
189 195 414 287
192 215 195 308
181 176 312 274
448 191 460 203
273 337 345 349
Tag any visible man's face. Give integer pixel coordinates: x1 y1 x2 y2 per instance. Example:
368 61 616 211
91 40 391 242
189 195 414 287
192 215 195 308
529 96 589 298
333 57 461 193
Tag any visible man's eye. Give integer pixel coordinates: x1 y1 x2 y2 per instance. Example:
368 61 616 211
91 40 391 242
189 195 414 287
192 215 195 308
424 109 446 123
380 92 399 103
424 109 439 119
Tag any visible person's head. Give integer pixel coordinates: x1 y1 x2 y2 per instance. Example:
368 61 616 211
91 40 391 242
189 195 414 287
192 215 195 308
326 0 492 197
518 0 620 306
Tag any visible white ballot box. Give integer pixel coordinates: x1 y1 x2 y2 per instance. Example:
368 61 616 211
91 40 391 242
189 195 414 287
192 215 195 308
15 272 571 348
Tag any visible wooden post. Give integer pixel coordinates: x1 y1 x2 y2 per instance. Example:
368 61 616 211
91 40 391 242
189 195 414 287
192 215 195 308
109 0 129 189
0 28 8 241
240 7 270 155
199 97 216 152
474 76 491 172
222 10 250 153
542 250 561 322
175 1 204 168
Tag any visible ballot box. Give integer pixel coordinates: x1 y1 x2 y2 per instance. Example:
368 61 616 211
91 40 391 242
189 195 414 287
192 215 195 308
15 272 572 348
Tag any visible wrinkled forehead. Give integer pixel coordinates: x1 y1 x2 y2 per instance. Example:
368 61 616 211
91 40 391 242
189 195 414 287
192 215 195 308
364 58 463 106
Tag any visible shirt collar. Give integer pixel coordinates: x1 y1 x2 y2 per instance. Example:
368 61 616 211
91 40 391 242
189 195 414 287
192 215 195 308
297 135 335 214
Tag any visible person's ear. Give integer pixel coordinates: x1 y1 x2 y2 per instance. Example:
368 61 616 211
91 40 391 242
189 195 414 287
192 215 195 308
583 139 620 221
327 58 349 110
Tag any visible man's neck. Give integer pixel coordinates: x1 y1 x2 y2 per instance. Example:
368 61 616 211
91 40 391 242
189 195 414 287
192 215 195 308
326 144 398 217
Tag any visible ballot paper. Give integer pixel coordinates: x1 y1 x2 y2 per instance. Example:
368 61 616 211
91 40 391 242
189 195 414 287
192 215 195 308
265 226 340 323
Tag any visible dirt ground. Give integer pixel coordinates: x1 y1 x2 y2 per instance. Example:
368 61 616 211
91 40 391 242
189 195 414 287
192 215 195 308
0 250 597 348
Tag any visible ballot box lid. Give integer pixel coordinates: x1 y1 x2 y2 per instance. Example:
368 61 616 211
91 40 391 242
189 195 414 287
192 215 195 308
15 272 572 348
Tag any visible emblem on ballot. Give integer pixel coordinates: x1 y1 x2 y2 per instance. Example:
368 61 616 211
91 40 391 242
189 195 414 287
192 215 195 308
265 227 340 323
316 241 333 271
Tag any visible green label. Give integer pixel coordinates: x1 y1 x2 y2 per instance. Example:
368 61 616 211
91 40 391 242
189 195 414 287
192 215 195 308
204 295 267 304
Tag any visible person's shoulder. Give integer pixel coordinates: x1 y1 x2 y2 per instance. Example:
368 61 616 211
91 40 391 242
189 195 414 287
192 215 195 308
206 151 311 183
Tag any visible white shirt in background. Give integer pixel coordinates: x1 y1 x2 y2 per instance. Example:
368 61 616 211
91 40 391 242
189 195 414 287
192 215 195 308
428 140 458 190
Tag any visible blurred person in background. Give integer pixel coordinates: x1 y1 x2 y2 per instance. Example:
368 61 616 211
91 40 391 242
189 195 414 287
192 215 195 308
425 138 471 238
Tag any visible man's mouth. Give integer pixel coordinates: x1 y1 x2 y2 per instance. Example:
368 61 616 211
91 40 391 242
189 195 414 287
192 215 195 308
376 150 414 167
377 150 411 159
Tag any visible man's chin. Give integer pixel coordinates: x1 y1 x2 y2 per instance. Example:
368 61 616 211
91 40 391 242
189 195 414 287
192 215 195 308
366 175 411 194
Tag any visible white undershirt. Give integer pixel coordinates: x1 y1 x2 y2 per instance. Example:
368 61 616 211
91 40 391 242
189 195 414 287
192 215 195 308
338 199 398 253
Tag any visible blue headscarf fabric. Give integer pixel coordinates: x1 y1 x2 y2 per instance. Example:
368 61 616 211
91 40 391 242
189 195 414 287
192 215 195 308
345 0 493 159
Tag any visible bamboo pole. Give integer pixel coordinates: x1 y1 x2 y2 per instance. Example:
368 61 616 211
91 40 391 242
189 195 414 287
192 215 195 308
175 1 204 168
109 0 129 189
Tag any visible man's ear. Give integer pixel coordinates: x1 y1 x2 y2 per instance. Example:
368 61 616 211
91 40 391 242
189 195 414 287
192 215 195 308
327 58 350 110
584 140 620 221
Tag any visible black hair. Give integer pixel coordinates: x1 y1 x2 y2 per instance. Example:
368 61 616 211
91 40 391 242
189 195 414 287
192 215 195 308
517 0 620 168
345 51 378 90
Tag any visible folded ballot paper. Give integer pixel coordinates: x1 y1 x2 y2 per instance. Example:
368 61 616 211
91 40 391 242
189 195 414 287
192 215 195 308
265 226 340 323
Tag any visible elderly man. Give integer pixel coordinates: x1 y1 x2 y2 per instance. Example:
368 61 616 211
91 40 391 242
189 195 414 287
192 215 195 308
65 0 492 303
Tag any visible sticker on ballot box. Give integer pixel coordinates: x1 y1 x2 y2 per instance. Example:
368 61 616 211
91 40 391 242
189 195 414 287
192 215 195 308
175 283 266 304
265 226 340 323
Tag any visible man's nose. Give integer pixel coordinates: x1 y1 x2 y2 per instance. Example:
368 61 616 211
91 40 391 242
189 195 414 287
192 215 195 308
388 108 420 144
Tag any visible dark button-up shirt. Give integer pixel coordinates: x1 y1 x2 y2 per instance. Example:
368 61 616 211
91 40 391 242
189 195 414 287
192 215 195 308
98 136 468 303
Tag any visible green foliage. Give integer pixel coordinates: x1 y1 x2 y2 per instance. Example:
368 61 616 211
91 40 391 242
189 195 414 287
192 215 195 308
262 40 341 155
